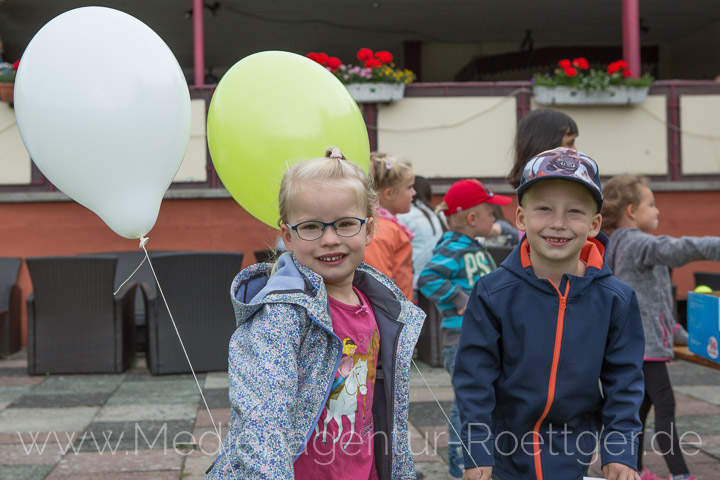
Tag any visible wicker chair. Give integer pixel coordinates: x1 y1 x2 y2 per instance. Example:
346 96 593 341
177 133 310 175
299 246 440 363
143 251 243 375
26 256 136 374
486 245 514 266
694 271 720 290
415 291 443 367
0 257 22 356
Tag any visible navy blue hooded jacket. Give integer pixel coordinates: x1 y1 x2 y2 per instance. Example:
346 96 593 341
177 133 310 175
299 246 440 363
453 235 644 480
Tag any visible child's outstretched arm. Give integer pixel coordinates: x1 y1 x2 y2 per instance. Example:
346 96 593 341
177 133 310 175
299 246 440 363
635 234 720 268
208 303 307 479
452 281 501 472
599 291 645 472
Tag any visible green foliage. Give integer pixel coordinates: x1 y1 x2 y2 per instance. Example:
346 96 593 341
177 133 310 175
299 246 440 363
533 59 653 92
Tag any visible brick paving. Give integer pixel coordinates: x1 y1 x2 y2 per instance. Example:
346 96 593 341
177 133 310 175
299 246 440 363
0 349 718 479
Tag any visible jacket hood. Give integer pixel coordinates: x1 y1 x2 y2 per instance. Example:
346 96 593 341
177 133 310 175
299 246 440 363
230 252 332 329
500 231 612 297
229 252 416 332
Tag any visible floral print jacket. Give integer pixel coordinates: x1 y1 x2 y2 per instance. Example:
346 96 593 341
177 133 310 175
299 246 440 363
206 253 424 479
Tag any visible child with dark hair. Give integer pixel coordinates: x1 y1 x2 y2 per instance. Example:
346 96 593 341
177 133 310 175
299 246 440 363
507 108 579 189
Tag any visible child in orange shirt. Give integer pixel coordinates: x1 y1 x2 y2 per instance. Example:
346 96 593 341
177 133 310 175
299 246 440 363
363 152 416 300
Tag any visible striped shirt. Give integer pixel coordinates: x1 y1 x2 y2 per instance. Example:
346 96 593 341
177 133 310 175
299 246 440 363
418 231 496 330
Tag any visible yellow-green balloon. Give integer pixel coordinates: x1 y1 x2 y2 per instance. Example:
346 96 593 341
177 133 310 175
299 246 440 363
695 285 713 293
207 51 370 228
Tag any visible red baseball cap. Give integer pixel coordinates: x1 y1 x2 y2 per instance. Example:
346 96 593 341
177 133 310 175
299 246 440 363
443 179 512 215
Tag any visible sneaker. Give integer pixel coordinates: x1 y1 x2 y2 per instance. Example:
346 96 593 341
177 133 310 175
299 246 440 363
640 469 662 480
669 475 696 480
448 444 464 479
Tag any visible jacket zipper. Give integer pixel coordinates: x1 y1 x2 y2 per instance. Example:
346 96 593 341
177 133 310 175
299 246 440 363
532 280 570 480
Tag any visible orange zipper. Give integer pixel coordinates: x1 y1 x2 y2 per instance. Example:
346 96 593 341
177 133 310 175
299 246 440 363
531 279 570 480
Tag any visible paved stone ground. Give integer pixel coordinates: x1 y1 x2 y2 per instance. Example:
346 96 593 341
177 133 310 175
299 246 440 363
0 349 718 479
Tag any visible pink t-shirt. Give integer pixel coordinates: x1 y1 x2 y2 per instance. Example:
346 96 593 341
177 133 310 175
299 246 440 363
294 287 380 480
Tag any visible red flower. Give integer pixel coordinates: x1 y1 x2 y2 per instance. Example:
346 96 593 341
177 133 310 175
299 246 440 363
558 58 572 68
622 69 632 77
357 48 374 62
572 57 589 69
12 59 20 70
306 52 319 62
364 58 382 69
375 51 393 64
315 53 329 66
563 66 578 77
325 56 342 72
608 59 629 75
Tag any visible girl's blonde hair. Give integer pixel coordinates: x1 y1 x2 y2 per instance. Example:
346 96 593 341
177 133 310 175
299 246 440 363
601 174 649 236
369 151 413 192
278 147 378 227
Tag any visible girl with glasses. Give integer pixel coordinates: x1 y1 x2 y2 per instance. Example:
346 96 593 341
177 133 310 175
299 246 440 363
206 147 425 480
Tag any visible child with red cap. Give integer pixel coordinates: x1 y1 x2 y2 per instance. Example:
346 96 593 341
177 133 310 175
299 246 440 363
417 178 512 479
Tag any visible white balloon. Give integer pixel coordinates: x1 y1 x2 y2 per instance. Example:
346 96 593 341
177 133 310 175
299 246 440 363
14 7 191 239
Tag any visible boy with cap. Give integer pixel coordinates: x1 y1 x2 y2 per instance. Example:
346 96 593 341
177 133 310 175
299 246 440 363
454 147 645 480
417 178 512 479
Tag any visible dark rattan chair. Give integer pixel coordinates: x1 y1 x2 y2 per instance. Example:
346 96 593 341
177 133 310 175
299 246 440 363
0 257 22 356
253 249 278 264
143 251 243 375
415 291 443 367
694 271 720 290
486 245 514 266
26 256 136 374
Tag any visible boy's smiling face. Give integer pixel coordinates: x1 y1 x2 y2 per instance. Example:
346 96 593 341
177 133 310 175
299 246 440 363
516 179 601 281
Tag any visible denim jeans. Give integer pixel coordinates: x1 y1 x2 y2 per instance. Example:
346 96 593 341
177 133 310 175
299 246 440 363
443 343 464 478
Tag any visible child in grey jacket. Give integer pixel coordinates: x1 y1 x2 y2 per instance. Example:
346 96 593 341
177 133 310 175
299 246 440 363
603 174 720 480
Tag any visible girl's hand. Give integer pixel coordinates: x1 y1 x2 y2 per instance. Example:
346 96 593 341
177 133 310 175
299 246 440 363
462 466 492 480
602 462 641 480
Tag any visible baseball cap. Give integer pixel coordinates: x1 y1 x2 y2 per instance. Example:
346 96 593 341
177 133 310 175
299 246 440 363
443 179 512 216
515 147 603 210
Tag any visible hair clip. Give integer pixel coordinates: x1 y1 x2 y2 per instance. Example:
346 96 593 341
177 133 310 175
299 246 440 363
329 147 343 159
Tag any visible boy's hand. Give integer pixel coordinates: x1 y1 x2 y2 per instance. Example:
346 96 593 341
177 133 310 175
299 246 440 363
602 462 640 480
457 304 466 315
462 466 492 480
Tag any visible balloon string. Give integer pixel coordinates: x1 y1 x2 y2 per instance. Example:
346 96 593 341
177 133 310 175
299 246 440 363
410 358 480 471
138 236 238 479
113 255 147 296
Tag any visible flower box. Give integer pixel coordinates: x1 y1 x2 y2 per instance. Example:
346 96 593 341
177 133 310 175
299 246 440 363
346 83 405 103
533 85 649 106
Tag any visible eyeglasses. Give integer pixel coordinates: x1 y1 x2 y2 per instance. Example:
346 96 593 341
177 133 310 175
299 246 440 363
287 217 368 241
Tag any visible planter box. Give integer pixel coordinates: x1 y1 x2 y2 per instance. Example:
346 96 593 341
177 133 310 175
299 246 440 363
346 83 405 103
533 85 649 106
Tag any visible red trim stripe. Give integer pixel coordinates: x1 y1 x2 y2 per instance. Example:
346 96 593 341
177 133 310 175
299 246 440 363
531 280 570 480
